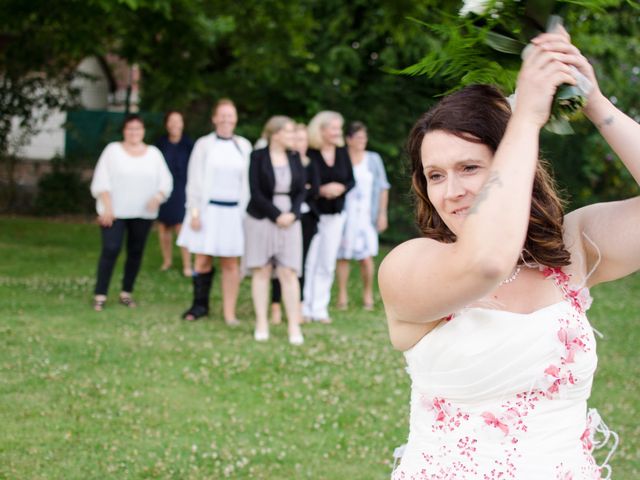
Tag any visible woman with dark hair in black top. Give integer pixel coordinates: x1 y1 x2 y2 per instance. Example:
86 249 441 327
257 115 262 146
156 111 194 277
302 111 355 323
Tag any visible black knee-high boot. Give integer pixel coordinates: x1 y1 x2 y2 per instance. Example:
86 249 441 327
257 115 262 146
182 269 214 320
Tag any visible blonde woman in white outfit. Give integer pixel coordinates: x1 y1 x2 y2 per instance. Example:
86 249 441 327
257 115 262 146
177 99 251 323
302 111 355 323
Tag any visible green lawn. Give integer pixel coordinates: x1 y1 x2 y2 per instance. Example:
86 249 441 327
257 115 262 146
0 216 638 479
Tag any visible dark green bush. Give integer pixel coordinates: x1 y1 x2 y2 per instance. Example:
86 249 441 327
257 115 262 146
35 169 94 216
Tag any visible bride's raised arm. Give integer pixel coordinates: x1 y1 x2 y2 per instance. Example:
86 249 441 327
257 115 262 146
546 32 640 287
379 38 578 332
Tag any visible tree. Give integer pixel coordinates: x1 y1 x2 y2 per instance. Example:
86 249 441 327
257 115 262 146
6 1 636 235
0 0 94 209
395 0 640 211
543 3 640 206
2 0 447 238
0 0 232 209
130 0 448 239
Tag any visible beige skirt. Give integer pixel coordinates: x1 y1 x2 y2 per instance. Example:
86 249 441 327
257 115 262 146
243 215 302 276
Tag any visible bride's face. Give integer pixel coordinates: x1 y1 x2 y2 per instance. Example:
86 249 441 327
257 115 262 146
421 130 494 236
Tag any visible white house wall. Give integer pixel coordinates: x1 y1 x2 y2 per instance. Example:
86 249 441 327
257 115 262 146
10 110 66 161
74 57 110 110
12 56 110 161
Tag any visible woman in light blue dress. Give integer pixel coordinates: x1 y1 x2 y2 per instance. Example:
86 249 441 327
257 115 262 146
336 122 390 310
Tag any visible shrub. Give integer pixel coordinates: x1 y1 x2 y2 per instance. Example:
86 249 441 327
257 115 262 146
35 169 93 215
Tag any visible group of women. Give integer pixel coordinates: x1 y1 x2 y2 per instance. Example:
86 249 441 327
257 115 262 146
89 100 390 346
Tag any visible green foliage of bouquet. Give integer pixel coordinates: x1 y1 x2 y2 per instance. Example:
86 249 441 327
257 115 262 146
401 0 631 134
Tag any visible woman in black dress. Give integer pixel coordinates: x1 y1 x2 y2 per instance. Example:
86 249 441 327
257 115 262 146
156 111 194 277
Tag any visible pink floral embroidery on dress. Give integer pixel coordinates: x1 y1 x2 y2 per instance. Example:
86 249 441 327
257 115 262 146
477 390 543 453
580 426 593 451
577 411 608 479
543 364 576 396
541 266 593 314
481 412 510 436
391 265 613 480
567 287 593 312
542 266 570 284
554 464 574 480
535 267 596 400
422 396 470 432
456 436 478 462
557 326 587 364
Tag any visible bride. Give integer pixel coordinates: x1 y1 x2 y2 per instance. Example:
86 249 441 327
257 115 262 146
380 27 638 479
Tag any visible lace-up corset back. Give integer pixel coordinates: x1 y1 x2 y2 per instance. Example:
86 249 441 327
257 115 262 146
392 267 615 480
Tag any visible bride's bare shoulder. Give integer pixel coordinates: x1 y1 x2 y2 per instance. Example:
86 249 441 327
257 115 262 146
378 237 454 307
380 237 447 274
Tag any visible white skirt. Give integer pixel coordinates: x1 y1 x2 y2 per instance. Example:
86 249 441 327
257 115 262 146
337 218 378 260
177 203 244 257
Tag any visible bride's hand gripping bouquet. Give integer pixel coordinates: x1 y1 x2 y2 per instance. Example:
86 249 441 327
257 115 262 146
400 0 612 134
512 14 593 133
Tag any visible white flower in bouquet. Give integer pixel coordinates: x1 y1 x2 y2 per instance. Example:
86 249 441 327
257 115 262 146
405 1 611 135
460 0 490 16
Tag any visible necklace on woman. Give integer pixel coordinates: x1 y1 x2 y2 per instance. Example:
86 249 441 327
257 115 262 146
500 266 522 286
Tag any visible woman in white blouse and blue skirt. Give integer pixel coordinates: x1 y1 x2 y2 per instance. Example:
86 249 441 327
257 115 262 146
90 114 173 311
177 99 252 324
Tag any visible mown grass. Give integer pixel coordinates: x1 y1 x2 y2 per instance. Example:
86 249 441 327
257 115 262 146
0 216 638 479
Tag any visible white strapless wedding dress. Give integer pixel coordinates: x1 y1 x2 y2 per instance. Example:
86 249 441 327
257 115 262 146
392 267 618 480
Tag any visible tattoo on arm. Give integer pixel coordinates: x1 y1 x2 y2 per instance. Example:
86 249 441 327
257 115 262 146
469 172 503 214
598 116 614 129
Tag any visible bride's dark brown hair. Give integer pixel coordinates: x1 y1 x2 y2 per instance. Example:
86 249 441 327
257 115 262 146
407 84 570 267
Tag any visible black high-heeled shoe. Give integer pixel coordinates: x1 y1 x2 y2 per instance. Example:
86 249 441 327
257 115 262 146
182 305 208 321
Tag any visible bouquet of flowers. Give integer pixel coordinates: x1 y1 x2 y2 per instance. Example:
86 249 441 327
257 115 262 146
402 0 620 134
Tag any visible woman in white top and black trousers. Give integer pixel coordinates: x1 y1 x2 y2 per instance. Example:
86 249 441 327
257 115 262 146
90 114 173 311
177 99 252 323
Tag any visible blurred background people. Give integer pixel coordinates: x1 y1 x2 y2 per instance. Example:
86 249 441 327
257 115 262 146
177 99 251 324
90 114 173 311
336 121 390 310
302 111 354 323
156 111 194 277
270 123 319 325
253 131 268 150
244 116 305 344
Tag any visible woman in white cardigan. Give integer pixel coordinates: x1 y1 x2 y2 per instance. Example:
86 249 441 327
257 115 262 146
90 114 173 311
177 99 252 324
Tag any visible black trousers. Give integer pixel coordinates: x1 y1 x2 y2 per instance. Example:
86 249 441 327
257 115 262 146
272 212 319 303
94 218 153 295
